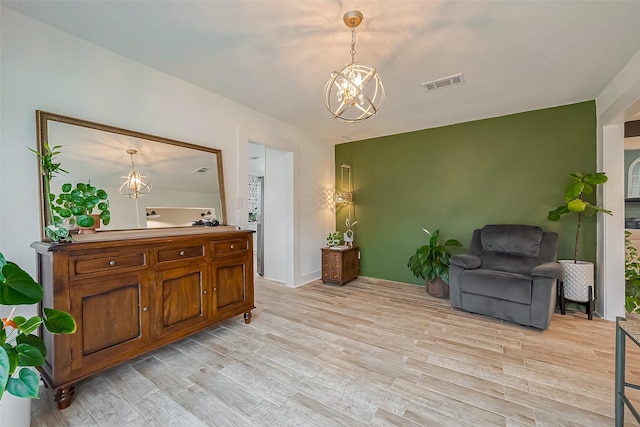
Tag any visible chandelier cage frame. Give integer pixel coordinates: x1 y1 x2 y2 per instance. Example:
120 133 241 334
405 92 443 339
119 148 152 199
323 10 385 123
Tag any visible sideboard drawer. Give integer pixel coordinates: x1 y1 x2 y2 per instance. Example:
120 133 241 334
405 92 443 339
212 239 248 256
70 251 147 279
156 245 205 263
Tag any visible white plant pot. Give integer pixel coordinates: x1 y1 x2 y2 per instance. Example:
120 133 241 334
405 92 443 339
0 392 31 427
559 260 594 302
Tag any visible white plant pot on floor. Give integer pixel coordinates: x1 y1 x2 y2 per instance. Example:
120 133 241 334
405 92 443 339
558 260 593 302
0 392 31 427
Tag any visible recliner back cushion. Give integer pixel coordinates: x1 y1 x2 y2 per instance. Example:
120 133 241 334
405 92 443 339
480 251 540 275
480 225 543 257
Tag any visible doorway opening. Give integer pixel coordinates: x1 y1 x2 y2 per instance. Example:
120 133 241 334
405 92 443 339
248 141 294 286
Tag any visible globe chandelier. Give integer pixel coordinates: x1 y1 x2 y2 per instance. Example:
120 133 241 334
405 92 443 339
119 149 151 199
323 10 385 123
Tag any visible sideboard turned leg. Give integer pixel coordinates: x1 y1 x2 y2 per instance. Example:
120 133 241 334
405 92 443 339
243 311 252 324
55 385 75 410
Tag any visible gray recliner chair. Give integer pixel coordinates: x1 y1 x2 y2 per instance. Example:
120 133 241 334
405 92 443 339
449 224 563 330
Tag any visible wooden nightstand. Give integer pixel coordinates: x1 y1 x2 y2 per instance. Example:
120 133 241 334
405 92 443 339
321 246 359 285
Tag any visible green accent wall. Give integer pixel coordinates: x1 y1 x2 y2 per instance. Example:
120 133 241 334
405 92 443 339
335 101 597 285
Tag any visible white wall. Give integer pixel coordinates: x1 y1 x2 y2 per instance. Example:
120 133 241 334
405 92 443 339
263 148 293 284
0 7 334 286
597 47 640 320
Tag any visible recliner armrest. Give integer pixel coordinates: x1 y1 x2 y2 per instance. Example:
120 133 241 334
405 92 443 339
450 254 481 269
532 262 564 279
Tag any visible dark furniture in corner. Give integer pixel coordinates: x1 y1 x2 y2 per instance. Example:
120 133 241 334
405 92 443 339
321 246 359 285
449 224 563 329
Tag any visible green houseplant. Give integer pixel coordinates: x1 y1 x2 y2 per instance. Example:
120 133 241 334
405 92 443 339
0 251 76 399
326 232 342 247
407 229 463 298
547 172 612 261
29 142 71 242
52 182 111 231
625 231 640 315
547 172 612 311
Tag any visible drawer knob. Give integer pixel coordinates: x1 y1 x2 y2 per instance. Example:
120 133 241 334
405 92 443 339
142 306 149 312
213 288 217 292
230 245 235 249
203 290 208 295
109 260 116 266
179 250 185 256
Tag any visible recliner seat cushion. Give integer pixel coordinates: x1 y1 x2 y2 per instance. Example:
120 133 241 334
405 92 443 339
480 225 543 257
460 269 532 305
480 252 540 275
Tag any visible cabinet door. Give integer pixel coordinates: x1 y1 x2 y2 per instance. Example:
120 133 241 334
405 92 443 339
68 274 150 374
212 254 253 317
154 263 210 338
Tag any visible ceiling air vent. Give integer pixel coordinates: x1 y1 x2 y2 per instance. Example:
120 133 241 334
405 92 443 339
192 167 210 174
422 73 465 92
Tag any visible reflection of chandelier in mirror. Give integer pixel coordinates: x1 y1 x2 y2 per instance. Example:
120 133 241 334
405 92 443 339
119 149 151 199
334 163 353 204
324 10 385 123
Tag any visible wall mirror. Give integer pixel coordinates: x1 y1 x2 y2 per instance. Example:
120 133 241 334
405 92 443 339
36 110 226 239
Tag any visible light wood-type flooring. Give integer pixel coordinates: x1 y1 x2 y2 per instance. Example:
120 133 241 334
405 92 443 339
31 276 640 426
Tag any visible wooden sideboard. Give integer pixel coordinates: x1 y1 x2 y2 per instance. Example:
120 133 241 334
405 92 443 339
31 228 254 410
321 246 359 285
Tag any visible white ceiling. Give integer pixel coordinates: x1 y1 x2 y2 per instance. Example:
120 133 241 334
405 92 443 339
4 1 640 144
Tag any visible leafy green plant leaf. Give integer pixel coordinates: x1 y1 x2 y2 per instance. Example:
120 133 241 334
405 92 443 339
43 307 77 334
0 262 43 305
0 347 9 396
6 368 39 398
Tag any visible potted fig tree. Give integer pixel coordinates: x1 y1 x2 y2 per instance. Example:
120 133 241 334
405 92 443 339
547 172 612 314
0 251 76 425
407 228 463 298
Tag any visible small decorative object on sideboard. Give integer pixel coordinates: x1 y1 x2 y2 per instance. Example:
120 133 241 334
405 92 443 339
547 172 612 320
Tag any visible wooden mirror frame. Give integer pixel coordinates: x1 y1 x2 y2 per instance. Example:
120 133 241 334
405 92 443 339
35 110 227 240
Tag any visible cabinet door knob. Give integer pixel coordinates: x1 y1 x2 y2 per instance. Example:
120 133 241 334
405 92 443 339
109 260 116 266
213 288 217 292
179 250 185 256
230 245 235 249
142 306 149 312
203 290 208 294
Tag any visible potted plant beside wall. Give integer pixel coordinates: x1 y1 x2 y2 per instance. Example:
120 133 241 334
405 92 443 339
547 172 612 319
407 228 463 298
29 142 71 242
52 182 111 234
0 251 76 426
